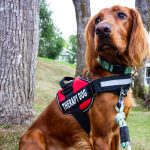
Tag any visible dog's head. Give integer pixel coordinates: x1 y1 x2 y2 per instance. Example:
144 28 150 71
85 5 149 70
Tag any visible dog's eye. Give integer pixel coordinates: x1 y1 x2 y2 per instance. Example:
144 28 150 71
117 12 127 19
95 17 101 24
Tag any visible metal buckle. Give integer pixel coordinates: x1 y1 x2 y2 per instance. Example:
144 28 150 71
116 88 128 110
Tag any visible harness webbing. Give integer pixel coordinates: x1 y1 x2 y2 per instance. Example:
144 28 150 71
71 108 90 134
90 74 132 94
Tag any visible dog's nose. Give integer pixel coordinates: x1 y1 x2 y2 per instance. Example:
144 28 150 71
95 22 112 37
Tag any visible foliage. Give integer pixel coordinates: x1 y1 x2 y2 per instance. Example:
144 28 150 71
39 0 64 59
67 34 77 64
68 34 77 53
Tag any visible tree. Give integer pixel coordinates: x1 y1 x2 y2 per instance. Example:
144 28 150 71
72 0 91 76
135 0 150 109
134 0 150 98
135 0 150 31
39 0 64 59
0 0 39 124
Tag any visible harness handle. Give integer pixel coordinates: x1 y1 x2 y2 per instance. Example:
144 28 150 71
59 77 75 88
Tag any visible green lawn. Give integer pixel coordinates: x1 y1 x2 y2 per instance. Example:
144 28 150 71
34 57 75 114
0 57 150 150
127 107 150 150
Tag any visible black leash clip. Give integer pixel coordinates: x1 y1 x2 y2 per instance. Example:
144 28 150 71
116 88 128 110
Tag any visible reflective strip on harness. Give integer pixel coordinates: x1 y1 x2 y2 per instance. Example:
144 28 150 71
101 79 132 87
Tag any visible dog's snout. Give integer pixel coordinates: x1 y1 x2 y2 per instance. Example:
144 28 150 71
95 22 112 37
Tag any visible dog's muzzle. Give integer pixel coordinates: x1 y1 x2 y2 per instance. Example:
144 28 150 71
95 22 112 37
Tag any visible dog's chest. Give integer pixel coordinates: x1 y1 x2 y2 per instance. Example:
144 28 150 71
89 92 119 135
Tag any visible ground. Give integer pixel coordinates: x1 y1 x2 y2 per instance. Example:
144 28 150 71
0 57 150 150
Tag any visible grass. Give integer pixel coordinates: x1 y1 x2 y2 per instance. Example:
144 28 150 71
0 57 150 150
0 125 27 150
127 106 150 150
34 57 75 114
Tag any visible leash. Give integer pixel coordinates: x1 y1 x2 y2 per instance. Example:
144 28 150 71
115 88 132 150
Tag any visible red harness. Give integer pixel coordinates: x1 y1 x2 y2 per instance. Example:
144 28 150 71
56 77 94 114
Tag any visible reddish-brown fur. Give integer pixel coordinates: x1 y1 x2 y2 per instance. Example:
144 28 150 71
19 5 149 150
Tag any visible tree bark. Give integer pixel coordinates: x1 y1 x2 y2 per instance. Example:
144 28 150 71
0 0 39 125
134 0 150 98
72 0 91 76
135 0 150 31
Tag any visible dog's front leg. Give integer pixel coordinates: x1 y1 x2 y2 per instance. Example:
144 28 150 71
19 129 47 150
110 134 120 150
93 137 109 150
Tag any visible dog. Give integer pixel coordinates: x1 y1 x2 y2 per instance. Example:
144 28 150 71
19 5 149 150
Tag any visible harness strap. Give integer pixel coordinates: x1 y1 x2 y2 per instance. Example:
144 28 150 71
59 77 75 89
71 108 90 134
91 74 132 94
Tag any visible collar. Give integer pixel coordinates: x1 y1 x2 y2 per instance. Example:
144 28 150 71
97 57 132 75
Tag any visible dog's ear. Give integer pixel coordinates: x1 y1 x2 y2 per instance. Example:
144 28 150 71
128 8 150 67
85 17 98 70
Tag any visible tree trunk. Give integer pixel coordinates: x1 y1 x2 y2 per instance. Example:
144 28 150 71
135 0 149 31
133 68 146 98
134 0 150 98
0 0 39 125
72 0 91 76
